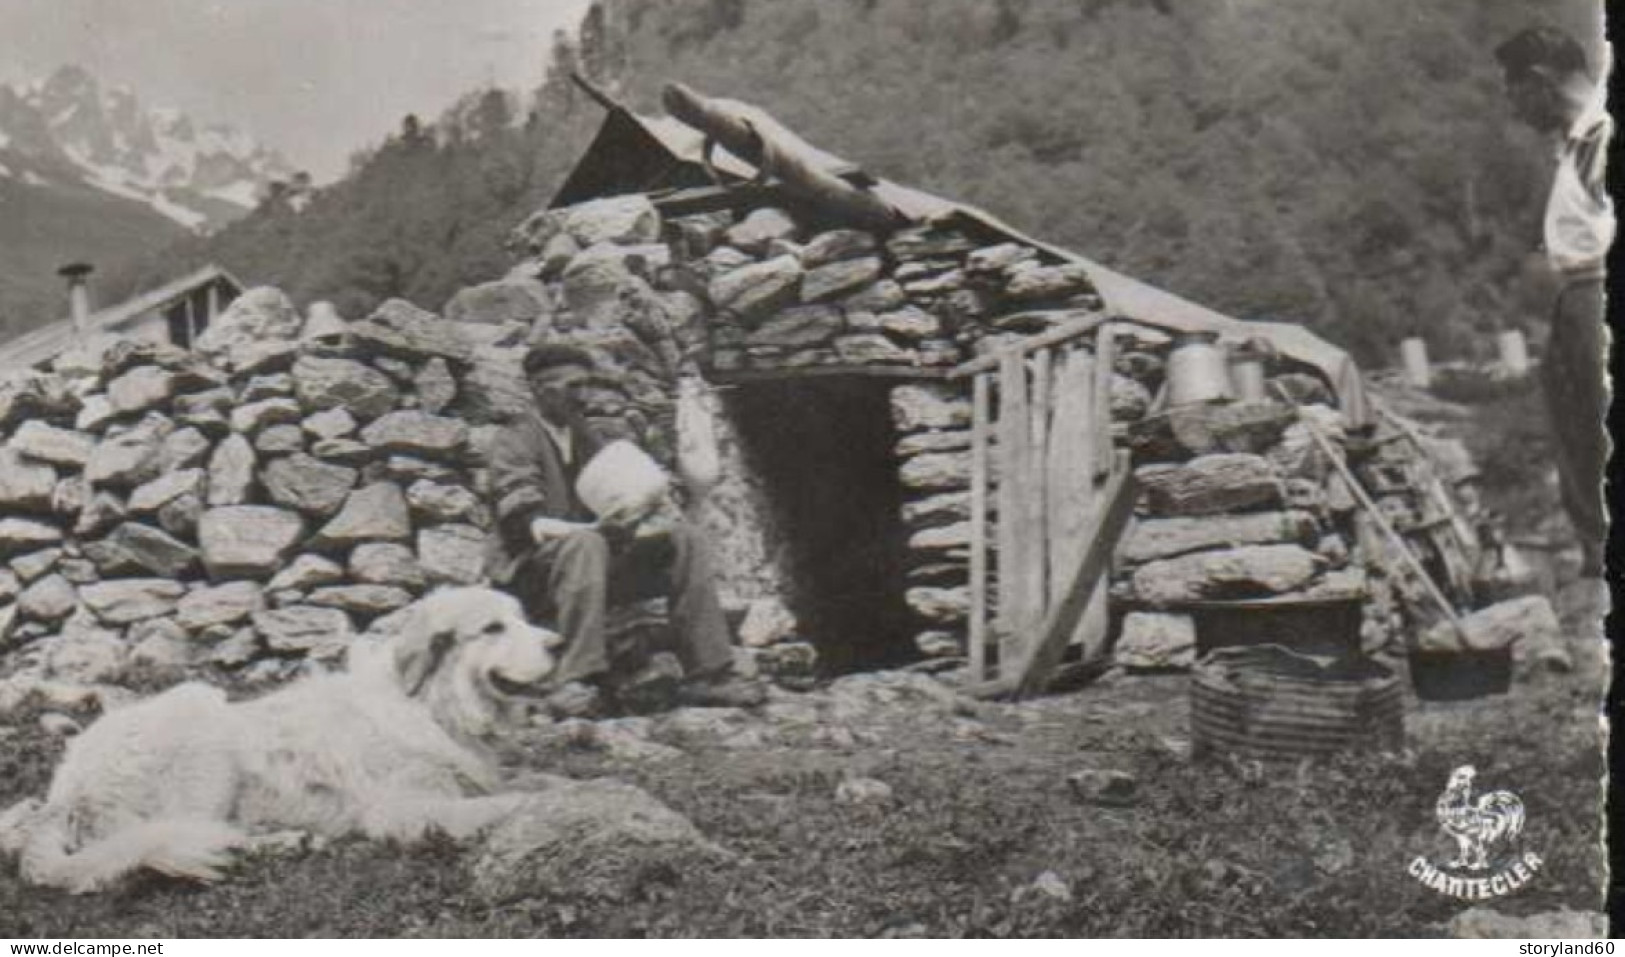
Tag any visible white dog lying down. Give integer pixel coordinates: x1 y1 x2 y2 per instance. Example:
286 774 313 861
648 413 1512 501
0 587 562 894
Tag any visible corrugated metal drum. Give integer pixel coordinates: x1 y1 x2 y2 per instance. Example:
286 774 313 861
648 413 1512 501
1191 645 1405 763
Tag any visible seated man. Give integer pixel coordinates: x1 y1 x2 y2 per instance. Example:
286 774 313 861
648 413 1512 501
487 343 764 712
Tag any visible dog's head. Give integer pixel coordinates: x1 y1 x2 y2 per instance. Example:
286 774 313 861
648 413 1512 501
387 587 562 741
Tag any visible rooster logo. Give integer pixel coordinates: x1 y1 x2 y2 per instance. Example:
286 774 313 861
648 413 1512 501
1435 765 1525 872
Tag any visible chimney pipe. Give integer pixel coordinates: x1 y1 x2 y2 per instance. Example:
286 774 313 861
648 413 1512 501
58 262 95 337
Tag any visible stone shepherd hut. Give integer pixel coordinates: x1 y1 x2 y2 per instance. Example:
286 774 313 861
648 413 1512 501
0 83 1401 700
503 82 1379 692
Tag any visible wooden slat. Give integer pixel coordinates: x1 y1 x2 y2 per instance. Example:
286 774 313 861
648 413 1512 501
1092 323 1116 478
995 351 1031 658
1046 347 1093 608
969 372 992 682
1045 345 1110 660
706 365 951 384
950 312 1113 379
1014 451 1138 699
1028 348 1052 616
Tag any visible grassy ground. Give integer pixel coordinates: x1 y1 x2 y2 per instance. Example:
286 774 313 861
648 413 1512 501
0 633 1608 938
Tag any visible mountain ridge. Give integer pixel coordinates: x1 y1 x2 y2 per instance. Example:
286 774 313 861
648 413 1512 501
0 64 296 232
0 64 300 338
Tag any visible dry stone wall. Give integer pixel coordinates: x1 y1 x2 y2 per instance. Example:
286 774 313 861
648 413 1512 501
0 188 1421 694
0 288 519 690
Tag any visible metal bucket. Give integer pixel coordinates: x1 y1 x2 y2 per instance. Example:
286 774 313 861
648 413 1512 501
1165 331 1232 406
1191 645 1405 763
1188 595 1364 661
1228 352 1267 402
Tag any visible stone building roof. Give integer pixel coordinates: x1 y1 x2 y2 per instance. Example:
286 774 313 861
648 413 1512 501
553 97 1370 425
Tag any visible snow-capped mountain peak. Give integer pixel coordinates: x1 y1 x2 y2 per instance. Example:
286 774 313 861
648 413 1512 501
0 65 297 232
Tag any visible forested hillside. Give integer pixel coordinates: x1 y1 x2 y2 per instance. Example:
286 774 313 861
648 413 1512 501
103 0 1599 367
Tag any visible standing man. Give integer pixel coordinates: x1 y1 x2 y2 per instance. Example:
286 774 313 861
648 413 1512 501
487 343 764 712
1496 26 1613 576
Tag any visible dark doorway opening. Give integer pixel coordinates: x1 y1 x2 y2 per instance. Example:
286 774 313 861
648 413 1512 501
723 376 917 674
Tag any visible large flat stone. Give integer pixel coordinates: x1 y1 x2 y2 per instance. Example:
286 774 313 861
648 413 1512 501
417 523 487 585
745 304 843 349
301 408 358 441
79 578 187 625
891 384 971 432
1003 263 1096 303
899 451 972 491
801 229 878 268
9 422 93 468
709 256 803 322
405 480 483 524
72 493 125 538
252 605 354 653
906 586 970 625
84 430 162 491
834 334 914 365
1136 453 1284 517
1129 544 1321 604
0 518 63 559
801 257 883 304
291 355 401 422
198 506 307 579
445 278 553 327
127 469 205 514
230 397 303 434
159 427 212 471
306 584 415 616
193 287 302 362
1113 612 1196 670
900 490 972 526
106 366 175 415
1120 510 1319 565
176 581 266 632
350 299 472 366
18 574 76 622
558 194 662 247
262 453 358 518
1418 594 1561 654
359 411 468 459
104 522 199 577
0 450 57 511
349 543 427 588
311 483 411 549
414 357 458 416
206 433 257 506
266 554 346 592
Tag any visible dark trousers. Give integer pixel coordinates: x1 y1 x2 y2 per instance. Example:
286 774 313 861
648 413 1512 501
1541 277 1609 573
511 522 734 686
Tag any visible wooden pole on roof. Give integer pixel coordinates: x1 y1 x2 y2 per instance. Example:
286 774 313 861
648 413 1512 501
660 81 903 231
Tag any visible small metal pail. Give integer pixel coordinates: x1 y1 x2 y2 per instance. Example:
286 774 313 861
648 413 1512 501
1166 331 1232 406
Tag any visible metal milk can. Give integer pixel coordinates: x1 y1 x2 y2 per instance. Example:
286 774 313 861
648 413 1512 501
1166 330 1232 406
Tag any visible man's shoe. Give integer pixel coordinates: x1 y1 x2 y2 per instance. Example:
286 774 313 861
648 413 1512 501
541 681 609 720
611 652 685 714
676 672 767 709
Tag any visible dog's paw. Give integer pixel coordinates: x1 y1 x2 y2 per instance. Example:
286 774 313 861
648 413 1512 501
0 798 43 856
241 829 325 858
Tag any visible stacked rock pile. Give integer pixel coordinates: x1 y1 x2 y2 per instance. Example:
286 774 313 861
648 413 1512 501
0 287 542 688
1109 396 1396 670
